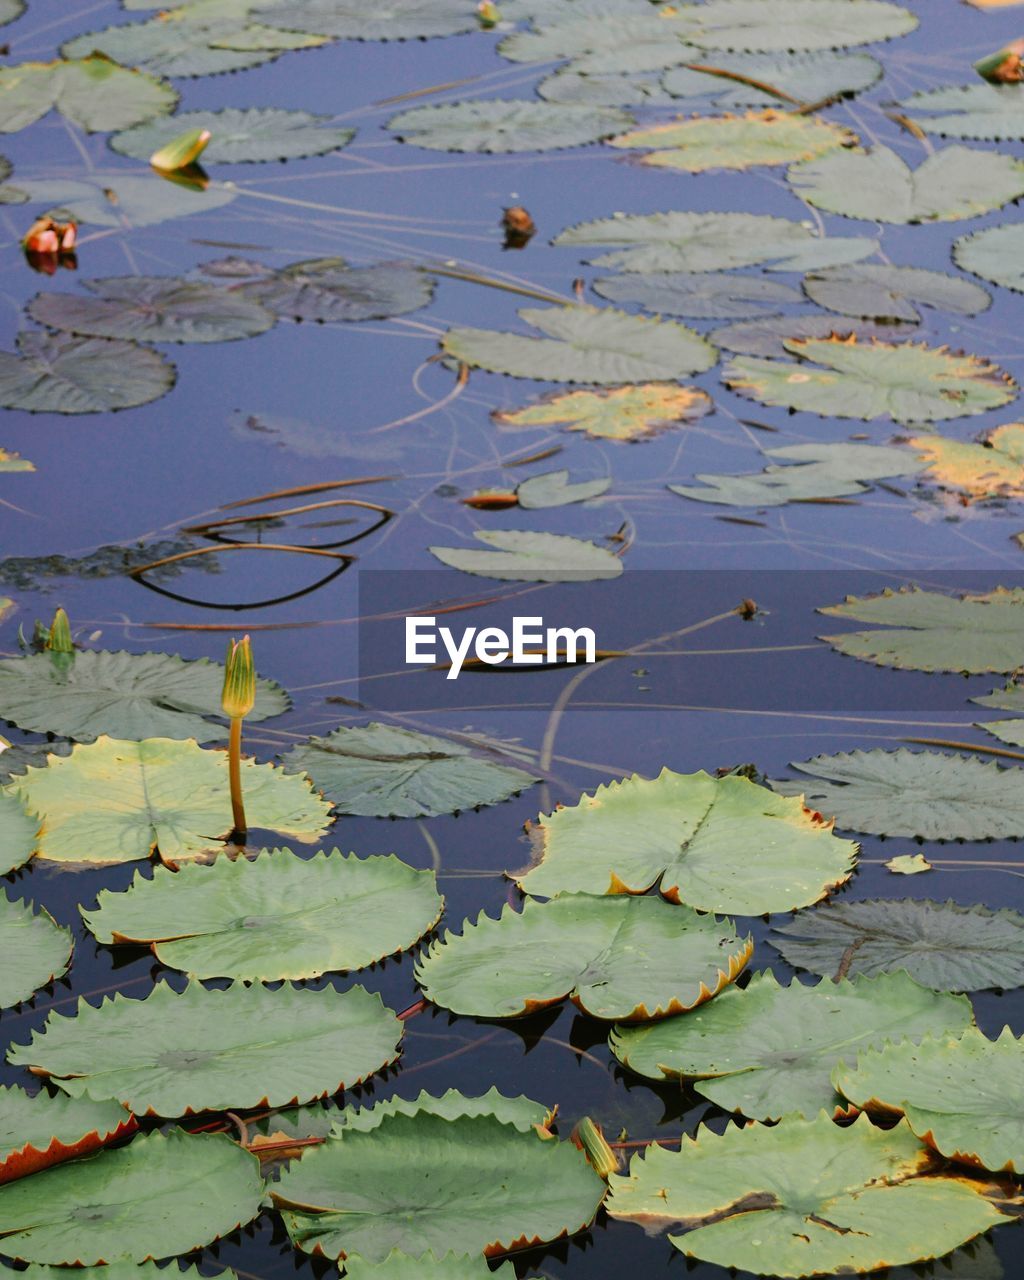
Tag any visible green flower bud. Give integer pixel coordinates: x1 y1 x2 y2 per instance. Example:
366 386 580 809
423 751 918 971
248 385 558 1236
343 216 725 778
46 607 74 654
221 635 256 720
150 128 212 173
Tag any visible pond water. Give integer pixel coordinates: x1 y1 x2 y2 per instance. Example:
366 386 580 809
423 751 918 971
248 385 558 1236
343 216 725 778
2 0 1024 1275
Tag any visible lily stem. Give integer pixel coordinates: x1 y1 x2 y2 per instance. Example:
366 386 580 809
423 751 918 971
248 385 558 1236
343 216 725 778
229 715 247 840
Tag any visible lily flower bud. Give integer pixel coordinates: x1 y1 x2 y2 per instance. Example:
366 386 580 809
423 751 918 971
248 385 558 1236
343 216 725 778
222 635 256 720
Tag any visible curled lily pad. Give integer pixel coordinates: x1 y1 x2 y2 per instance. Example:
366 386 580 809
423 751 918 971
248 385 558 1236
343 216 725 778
514 768 857 915
429 531 623 582
492 383 712 441
0 1087 134 1184
908 423 1024 499
0 334 175 414
210 257 435 323
252 0 481 40
593 271 803 319
0 789 37 874
802 265 991 324
610 970 972 1120
0 894 72 1010
609 110 854 171
955 221 1024 293
900 82 1024 140
0 56 176 134
416 895 752 1020
8 981 403 1116
389 100 633 153
112 108 354 164
82 848 443 980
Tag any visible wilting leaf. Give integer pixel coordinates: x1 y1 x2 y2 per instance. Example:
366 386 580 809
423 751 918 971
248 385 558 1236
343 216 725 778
389 100 633 153
662 50 882 106
0 334 175 414
7 735 333 865
724 336 1016 422
711 313 911 357
82 848 443 980
817 586 1024 673
774 748 1024 839
955 221 1024 292
272 1112 607 1261
886 853 933 874
606 1113 1008 1276
344 1255 523 1279
0 448 33 472
771 898 1024 991
112 108 354 164
416 895 752 1020
443 305 716 382
429 530 623 582
0 56 176 134
516 470 610 508
252 0 480 40
514 768 857 914
594 271 803 319
669 442 922 506
609 110 854 171
789 143 1024 222
8 981 402 1116
14 173 237 228
281 722 537 818
493 383 712 441
0 790 37 874
900 82 1024 140
0 1087 134 1184
0 1128 263 1263
803 265 990 323
833 1027 1024 1171
29 278 275 345
0 895 72 1010
908 426 1024 500
207 257 434 322
610 970 971 1120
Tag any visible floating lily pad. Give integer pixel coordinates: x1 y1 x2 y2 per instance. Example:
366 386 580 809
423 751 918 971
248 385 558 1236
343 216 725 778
493 383 712 441
0 1128 263 1264
662 50 882 106
774 748 1024 839
8 981 402 1116
0 334 175 415
112 108 354 164
516 470 610 508
417 895 752 1021
887 853 933 875
0 1087 134 1185
0 2 23 26
209 257 434 322
7 736 333 865
594 271 803 319
0 789 37 874
610 970 971 1120
253 0 481 40
901 82 1024 140
15 1266 240 1280
344 1255 523 1279
724 336 1016 422
803 265 990 324
711 313 910 357
443 305 716 382
514 768 857 915
0 895 72 1011
272 1112 607 1261
538 68 673 106
955 222 1024 293
0 448 33 472
429 530 623 582
281 723 537 818
14 173 237 228
82 848 443 981
610 110 853 171
389 100 633 153
0 56 176 134
790 143 1024 223
332 1089 554 1138
606 1113 1007 1276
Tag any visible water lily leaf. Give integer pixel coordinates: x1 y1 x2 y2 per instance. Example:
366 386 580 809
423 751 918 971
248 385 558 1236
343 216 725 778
0 1087 134 1185
514 768 857 914
8 981 402 1116
594 271 803 319
662 50 882 106
774 748 1024 839
955 221 1024 292
0 334 175 415
0 2 23 26
817 586 1024 673
82 847 443 980
711 313 911 357
209 257 434 322
538 68 673 106
610 970 972 1120
724 336 1016 422
272 1112 607 1261
429 530 623 582
416 895 752 1020
0 448 33 472
516 470 610 508
389 100 633 153
978 718 1024 748
443 305 716 382
771 898 1024 991
499 12 696 68
16 1265 239 1280
0 789 38 874
886 853 933 874
803 265 991 323
253 0 481 40
901 82 1024 140
112 108 354 165
0 895 72 1011
7 736 333 865
0 1128 263 1264
28 278 275 345
790 143 1024 223
493 383 712 441
975 681 1024 714
833 1026 1024 1171
14 173 237 228
669 442 922 506
331 1088 554 1138
0 56 176 134
606 1112 1008 1276
609 109 853 171
344 1255 522 1279
281 723 537 818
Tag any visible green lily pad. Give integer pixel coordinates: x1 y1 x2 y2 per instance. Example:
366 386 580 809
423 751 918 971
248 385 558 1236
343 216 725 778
332 1089 553 1137
7 735 333 865
0 1128 263 1264
272 1112 607 1261
513 768 857 914
979 719 1024 746
13 1261 237 1280
389 100 633 153
887 853 934 875
416 895 752 1020
0 2 23 26
0 789 37 874
14 173 237 228
112 108 354 164
606 1113 1008 1276
788 144 1024 222
833 1026 1024 1171
492 383 713 441
429 530 623 582
81 848 443 980
0 334 176 415
803 265 991 323
955 222 1024 293
207 257 434 322
711 313 910 357
594 271 803 319
252 0 481 40
0 56 176 134
443 305 717 382
8 981 402 1116
901 82 1024 140
0 1087 134 1184
516 470 610 508
771 898 1024 991
344 1255 523 1279
610 970 972 1120
281 723 537 818
975 680 1024 714
0 895 72 1011
537 68 673 106
662 50 882 106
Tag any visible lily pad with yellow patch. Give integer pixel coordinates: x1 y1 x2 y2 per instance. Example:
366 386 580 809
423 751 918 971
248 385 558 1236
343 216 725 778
908 422 1024 498
492 383 712 441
